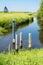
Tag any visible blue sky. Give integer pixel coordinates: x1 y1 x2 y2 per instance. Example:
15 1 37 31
0 0 41 12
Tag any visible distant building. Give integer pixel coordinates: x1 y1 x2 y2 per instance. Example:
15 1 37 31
4 6 8 12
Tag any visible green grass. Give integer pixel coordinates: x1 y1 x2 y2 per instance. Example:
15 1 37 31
0 12 33 24
0 27 8 35
0 49 43 65
0 12 33 35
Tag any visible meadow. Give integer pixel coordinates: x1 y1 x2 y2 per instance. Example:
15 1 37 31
0 49 43 65
0 12 33 35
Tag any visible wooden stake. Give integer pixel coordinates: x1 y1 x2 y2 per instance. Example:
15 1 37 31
28 33 32 49
15 34 18 52
20 32 23 48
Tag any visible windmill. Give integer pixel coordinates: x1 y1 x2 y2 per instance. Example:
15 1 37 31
4 6 8 12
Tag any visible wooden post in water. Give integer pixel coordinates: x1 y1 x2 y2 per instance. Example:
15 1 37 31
15 34 18 52
12 19 15 49
20 32 23 48
28 33 32 49
12 39 15 49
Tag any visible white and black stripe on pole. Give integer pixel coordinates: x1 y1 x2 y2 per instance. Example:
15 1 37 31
12 19 16 49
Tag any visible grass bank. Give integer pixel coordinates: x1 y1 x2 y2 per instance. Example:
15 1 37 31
0 49 43 65
0 12 33 35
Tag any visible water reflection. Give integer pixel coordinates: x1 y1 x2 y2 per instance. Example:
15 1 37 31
16 20 33 32
38 29 43 44
37 19 43 44
37 19 43 29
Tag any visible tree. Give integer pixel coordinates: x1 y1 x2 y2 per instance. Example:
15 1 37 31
37 0 43 20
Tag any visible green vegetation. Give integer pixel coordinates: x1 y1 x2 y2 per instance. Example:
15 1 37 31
38 29 43 44
0 27 8 35
0 12 33 35
37 0 43 20
0 49 43 65
37 0 43 44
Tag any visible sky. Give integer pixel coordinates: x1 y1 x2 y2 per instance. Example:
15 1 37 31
0 0 41 12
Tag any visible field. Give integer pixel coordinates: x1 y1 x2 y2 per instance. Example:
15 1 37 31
0 12 33 35
0 49 43 65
